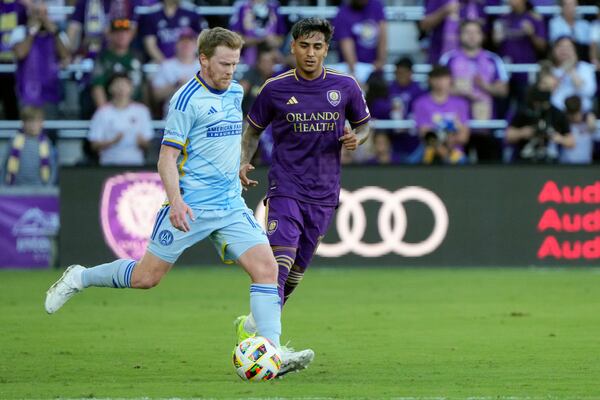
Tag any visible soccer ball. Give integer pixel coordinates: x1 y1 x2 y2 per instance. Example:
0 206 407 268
233 336 282 381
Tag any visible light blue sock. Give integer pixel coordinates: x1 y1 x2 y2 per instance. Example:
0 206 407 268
81 259 136 288
250 284 281 347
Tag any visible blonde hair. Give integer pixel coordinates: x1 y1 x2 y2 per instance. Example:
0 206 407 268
20 106 44 121
197 27 244 59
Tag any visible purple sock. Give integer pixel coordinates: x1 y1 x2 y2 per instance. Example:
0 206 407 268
283 264 306 305
273 247 296 305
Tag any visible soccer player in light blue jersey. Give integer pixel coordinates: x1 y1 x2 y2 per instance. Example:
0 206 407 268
45 27 312 375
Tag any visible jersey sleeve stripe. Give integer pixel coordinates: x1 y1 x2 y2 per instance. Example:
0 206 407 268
175 80 197 110
246 115 265 129
256 70 294 95
162 139 184 150
179 84 202 112
349 114 371 126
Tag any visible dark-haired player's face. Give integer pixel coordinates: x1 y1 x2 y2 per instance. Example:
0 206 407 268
200 45 240 90
291 32 328 76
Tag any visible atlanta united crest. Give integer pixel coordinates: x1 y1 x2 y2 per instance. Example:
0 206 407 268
327 90 341 106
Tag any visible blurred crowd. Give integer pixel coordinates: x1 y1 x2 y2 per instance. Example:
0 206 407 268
2 0 600 187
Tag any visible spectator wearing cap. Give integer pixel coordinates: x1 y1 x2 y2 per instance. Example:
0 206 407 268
11 1 70 118
140 0 207 63
493 0 547 107
412 65 470 164
420 0 486 65
151 27 199 117
229 0 287 65
66 0 138 59
332 0 387 81
551 36 596 113
88 73 154 166
90 18 144 110
549 0 590 61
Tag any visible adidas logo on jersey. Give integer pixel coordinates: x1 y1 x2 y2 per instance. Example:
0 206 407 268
286 96 298 105
208 106 218 114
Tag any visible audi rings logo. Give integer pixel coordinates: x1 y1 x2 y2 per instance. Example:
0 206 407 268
254 186 449 257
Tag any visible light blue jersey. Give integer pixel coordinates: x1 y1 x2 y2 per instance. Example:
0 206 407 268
148 72 268 264
162 72 245 210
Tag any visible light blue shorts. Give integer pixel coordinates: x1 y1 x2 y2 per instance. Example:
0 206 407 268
147 206 268 264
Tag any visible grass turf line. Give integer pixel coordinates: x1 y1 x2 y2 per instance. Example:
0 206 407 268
1 267 600 399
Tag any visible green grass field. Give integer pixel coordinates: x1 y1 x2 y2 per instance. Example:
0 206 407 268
1 267 600 399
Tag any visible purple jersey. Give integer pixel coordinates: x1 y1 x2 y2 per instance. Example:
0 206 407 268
389 81 425 118
140 2 206 58
440 48 508 119
424 0 485 64
413 93 470 132
247 67 371 206
229 0 286 65
333 0 386 64
15 32 61 106
496 11 546 83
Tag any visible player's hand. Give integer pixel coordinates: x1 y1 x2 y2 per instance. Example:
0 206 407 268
239 163 258 191
339 126 359 151
170 199 195 232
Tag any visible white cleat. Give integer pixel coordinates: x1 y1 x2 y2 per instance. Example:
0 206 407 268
278 346 315 377
45 265 85 314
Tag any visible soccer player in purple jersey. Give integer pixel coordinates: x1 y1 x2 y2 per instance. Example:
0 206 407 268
234 18 371 360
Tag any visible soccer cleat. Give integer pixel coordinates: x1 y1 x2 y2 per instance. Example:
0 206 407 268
278 345 315 377
45 265 85 314
233 314 256 344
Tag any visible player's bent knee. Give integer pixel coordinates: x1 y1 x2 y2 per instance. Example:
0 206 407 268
249 260 278 283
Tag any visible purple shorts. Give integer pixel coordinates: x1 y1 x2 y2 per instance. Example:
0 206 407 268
265 196 336 268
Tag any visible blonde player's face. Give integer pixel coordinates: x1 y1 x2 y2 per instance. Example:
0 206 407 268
200 46 240 91
291 33 328 76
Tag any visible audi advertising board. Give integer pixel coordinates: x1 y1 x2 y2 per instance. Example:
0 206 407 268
59 166 600 267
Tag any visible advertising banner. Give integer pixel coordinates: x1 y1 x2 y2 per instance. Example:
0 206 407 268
0 191 59 268
59 166 600 267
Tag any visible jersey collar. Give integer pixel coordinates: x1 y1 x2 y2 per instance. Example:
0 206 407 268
195 71 227 95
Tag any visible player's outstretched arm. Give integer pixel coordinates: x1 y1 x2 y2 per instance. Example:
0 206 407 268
239 123 263 190
157 145 195 232
339 123 371 151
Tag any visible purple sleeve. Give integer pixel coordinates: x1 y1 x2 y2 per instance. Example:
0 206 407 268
346 78 371 128
412 95 430 129
70 0 86 23
247 84 274 130
533 14 547 39
373 0 386 21
333 8 352 40
229 3 244 33
457 98 470 124
275 7 287 36
425 0 444 15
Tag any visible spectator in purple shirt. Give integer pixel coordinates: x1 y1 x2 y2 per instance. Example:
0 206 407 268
229 0 287 65
0 0 27 120
493 0 547 107
440 20 508 161
420 0 486 64
332 0 387 78
11 1 70 117
140 0 207 63
389 57 426 120
413 65 471 164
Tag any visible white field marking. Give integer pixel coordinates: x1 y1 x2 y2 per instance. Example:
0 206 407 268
51 397 600 400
